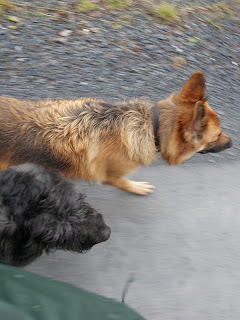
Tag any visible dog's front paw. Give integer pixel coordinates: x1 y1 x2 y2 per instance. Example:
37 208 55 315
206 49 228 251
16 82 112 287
105 177 155 195
128 181 155 195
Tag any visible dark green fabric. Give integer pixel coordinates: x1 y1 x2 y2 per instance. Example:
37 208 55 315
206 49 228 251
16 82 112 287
0 264 145 320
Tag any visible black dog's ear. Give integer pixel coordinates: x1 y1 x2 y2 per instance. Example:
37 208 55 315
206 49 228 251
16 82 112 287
28 215 64 250
0 207 44 267
0 209 17 262
0 169 44 218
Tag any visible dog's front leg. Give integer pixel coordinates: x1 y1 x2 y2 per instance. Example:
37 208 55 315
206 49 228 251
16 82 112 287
105 177 155 195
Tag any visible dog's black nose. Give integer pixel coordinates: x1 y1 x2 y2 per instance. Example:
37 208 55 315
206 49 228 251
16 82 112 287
226 138 233 149
94 226 111 244
101 226 111 242
95 226 111 244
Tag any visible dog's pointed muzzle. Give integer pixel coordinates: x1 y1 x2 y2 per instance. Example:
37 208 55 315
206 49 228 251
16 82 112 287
198 138 233 154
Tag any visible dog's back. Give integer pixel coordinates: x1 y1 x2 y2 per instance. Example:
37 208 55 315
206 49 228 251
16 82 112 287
0 97 156 181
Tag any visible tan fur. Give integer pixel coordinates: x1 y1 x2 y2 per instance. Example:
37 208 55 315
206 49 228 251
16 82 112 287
0 72 231 194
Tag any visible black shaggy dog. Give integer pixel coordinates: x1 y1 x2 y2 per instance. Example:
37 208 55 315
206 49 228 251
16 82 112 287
0 163 111 267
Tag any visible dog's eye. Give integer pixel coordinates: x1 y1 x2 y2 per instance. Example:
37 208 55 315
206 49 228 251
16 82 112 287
214 132 222 142
209 132 222 145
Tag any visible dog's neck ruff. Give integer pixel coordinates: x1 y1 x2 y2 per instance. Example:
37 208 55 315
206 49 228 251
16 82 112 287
151 106 160 150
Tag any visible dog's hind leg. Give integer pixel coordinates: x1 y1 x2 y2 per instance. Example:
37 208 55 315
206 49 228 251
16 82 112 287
105 177 155 195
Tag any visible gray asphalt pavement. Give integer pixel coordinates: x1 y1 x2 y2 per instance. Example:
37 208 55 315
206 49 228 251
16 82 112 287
26 154 240 320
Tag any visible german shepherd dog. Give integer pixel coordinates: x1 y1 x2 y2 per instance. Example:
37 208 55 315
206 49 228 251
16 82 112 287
0 72 232 195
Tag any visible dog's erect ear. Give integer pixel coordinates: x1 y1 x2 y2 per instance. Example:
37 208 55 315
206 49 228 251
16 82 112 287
179 71 206 102
190 101 206 133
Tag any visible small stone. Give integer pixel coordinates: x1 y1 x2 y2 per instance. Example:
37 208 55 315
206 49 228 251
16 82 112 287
16 58 27 61
172 56 187 67
14 46 22 52
231 61 238 66
59 29 72 37
173 30 184 36
82 28 90 33
171 45 183 53
187 56 197 63
52 37 68 45
90 27 101 33
145 44 156 50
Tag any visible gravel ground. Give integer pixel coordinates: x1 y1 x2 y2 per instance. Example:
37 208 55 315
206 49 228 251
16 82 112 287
0 1 240 318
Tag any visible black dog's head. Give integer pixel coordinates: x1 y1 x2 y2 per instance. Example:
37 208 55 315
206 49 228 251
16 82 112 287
0 163 111 266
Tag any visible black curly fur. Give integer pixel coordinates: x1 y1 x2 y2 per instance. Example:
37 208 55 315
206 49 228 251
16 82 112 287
0 163 111 267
